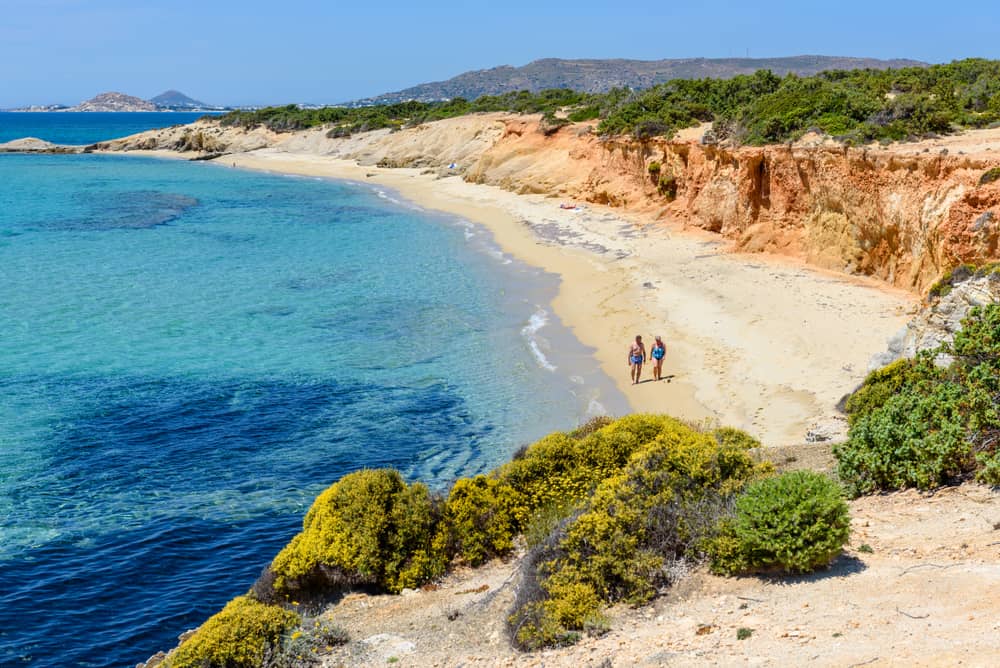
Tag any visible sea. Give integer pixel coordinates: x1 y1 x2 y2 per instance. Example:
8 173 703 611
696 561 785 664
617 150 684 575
0 113 628 667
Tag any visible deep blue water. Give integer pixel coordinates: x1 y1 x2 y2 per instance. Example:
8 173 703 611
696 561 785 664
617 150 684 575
0 151 626 667
0 112 219 145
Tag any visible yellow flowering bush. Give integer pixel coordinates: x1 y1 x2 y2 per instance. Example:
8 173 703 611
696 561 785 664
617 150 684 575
165 596 299 668
269 468 446 597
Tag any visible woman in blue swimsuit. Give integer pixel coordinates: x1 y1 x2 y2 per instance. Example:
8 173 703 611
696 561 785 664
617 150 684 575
650 335 666 381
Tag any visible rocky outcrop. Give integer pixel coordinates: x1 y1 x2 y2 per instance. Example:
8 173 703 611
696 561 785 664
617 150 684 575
872 266 1000 368
89 119 279 154
0 137 81 153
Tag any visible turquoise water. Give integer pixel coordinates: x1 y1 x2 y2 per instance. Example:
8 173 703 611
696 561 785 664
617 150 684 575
0 112 218 145
0 152 626 666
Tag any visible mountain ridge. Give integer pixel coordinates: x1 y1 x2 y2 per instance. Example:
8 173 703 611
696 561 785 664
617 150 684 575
349 55 927 105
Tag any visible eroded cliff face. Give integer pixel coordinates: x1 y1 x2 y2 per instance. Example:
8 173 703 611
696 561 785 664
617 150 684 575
96 114 1000 292
654 142 1000 291
455 118 1000 292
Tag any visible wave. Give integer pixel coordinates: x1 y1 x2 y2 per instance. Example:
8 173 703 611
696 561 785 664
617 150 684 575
521 309 557 371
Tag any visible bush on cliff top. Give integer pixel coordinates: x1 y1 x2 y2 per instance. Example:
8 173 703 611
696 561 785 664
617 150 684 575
165 596 300 668
706 471 850 575
212 59 1000 144
204 416 786 656
509 419 772 650
267 468 446 599
439 414 715 567
835 303 1000 494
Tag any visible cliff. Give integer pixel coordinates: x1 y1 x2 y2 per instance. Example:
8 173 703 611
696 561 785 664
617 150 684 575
94 114 1000 293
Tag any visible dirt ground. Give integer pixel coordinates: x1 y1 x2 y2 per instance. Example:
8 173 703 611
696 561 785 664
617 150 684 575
316 481 999 668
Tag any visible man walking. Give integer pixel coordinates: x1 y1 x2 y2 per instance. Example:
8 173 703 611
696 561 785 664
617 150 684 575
628 335 646 385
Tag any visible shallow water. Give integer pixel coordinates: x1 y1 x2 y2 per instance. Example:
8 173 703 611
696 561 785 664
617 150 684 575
0 153 627 666
0 112 218 145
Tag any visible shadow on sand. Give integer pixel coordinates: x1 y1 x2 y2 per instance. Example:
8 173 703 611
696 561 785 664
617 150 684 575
756 554 868 586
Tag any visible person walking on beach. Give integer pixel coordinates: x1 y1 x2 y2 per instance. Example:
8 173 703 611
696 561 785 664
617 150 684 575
650 335 666 381
628 335 646 385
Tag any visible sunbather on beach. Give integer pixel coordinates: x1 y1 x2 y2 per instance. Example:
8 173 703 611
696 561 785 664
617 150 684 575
628 335 646 384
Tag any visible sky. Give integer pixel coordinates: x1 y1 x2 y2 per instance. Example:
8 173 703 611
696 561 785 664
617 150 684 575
2 0 999 107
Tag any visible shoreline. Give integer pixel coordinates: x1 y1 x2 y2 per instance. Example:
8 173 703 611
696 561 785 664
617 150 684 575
112 147 916 445
218 151 716 422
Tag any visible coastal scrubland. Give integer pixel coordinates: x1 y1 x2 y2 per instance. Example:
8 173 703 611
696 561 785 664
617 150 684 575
143 275 999 668
157 416 854 667
216 58 1000 145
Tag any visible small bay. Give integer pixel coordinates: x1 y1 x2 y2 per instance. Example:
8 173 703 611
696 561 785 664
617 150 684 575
0 149 626 666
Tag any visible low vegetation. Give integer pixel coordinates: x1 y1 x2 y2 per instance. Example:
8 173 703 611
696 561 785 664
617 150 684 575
165 596 300 668
706 471 850 575
835 302 1000 494
214 59 1000 145
508 419 774 649
268 468 446 598
980 167 1000 186
162 413 863 664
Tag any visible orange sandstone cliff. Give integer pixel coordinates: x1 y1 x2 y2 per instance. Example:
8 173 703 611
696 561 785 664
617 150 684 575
459 117 1000 292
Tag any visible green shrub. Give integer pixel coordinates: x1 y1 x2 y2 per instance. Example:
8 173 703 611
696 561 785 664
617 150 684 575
165 596 300 668
268 469 446 598
539 111 570 136
980 167 1000 185
843 358 922 422
567 105 601 123
837 378 971 493
835 303 1000 494
708 471 850 575
658 174 678 200
647 161 662 176
928 264 979 298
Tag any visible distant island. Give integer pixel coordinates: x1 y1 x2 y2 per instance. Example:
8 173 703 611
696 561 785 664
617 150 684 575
6 90 229 112
346 55 927 105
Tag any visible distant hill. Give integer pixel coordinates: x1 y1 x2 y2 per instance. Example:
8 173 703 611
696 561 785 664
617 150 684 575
351 55 927 105
3 90 226 112
150 90 209 109
71 92 158 112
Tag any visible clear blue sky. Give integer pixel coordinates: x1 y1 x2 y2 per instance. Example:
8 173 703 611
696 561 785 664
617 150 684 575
2 0 999 107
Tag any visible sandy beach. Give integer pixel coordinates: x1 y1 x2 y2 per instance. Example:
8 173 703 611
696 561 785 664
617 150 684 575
169 148 917 446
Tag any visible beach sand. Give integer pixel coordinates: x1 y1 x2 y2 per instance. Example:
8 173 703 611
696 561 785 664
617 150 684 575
135 148 915 446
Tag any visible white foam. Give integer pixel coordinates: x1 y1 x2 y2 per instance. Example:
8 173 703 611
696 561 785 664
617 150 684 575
522 309 556 371
587 397 607 416
523 309 548 334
